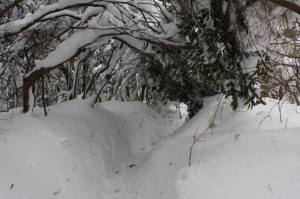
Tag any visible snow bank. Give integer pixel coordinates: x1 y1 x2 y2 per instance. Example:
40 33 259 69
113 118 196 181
0 100 130 198
138 96 300 199
0 99 183 199
1 97 300 199
177 128 300 199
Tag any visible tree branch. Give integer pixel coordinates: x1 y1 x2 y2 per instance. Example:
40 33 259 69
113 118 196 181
266 0 300 16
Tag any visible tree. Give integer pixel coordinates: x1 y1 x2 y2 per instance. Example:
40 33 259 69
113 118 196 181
249 0 300 104
0 0 183 113
1 0 299 116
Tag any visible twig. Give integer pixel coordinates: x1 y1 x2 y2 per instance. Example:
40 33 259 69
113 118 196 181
188 126 209 167
258 103 277 131
211 95 225 133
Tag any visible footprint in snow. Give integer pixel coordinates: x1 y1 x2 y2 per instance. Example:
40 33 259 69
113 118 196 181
59 137 71 149
52 187 61 196
128 163 136 168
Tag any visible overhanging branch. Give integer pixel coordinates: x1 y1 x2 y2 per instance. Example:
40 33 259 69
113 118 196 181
266 0 300 16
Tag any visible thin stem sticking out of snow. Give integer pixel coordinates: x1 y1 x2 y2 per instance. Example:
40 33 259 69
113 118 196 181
211 95 225 133
258 102 277 131
188 126 209 167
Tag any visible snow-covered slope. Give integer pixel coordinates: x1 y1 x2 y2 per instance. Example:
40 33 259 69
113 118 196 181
139 97 300 199
0 100 128 199
0 97 300 199
0 99 184 199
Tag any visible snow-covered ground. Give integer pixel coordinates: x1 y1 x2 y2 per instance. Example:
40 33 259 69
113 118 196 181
0 96 300 199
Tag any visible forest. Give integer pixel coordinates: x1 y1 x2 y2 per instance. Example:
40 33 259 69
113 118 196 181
1 0 300 199
0 0 299 115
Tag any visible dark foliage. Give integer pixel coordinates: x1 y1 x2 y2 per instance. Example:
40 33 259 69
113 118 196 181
142 0 265 117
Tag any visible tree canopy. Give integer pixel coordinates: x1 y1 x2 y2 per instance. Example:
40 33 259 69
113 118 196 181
0 0 300 116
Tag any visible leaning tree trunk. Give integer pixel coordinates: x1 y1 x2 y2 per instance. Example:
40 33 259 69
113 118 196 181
22 51 83 113
23 66 58 113
23 69 45 113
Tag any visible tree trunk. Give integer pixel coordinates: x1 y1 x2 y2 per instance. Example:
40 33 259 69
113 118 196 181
59 65 72 90
22 77 31 113
22 50 82 113
42 75 48 116
23 67 56 113
82 63 88 99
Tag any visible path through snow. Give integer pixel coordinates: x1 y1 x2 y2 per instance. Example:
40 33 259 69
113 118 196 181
1 97 300 199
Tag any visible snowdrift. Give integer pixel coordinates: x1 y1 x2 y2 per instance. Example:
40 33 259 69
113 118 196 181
141 97 300 199
0 99 183 199
1 97 300 199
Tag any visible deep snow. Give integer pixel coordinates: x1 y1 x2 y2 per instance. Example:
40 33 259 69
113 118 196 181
0 97 300 199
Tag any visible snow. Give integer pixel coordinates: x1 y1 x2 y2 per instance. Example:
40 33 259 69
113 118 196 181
176 129 300 199
30 28 112 75
1 96 300 199
0 3 61 36
0 99 184 199
1 0 183 82
25 1 180 75
143 96 300 199
44 10 81 20
0 100 131 199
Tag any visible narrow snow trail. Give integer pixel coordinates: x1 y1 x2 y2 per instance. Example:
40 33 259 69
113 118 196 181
100 101 187 199
0 99 186 199
105 97 300 199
